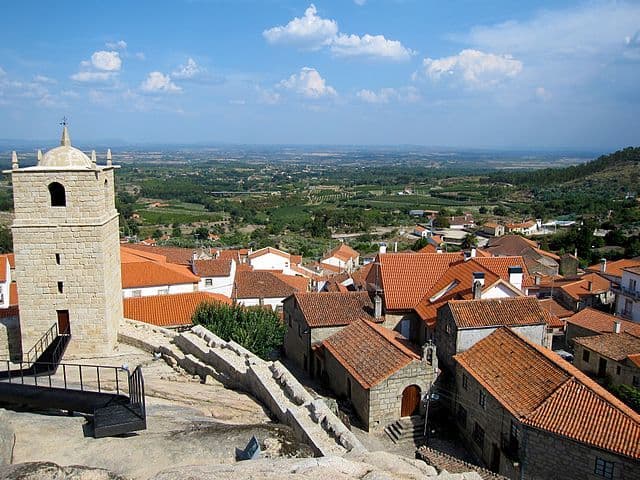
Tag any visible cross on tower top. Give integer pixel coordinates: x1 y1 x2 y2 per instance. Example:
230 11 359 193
60 116 68 127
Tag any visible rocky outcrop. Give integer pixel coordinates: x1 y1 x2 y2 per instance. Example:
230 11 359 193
0 462 127 480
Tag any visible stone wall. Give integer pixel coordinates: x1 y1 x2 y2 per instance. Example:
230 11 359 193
565 323 599 348
573 343 640 388
10 167 122 357
119 319 365 457
0 312 21 360
523 427 640 480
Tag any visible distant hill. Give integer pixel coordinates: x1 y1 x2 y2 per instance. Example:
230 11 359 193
491 147 640 191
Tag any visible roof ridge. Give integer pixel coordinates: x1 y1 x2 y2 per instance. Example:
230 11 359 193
362 320 419 360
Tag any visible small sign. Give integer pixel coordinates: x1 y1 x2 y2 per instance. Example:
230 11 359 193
235 435 261 461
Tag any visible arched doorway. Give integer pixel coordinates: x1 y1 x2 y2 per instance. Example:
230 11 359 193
401 385 421 417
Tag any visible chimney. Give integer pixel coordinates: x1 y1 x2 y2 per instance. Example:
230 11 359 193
614 320 622 334
508 266 524 291
471 248 477 258
379 243 387 255
394 241 398 253
374 294 382 319
588 280 593 292
472 272 485 300
600 258 607 273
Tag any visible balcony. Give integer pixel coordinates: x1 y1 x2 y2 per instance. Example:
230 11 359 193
501 434 520 462
620 286 640 301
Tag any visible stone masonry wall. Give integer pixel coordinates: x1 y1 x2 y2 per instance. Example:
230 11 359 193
11 168 122 357
0 314 21 360
523 427 640 480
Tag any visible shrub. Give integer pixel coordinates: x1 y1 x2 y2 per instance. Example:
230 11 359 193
192 302 286 359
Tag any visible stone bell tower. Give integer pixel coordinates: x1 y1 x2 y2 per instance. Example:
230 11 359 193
4 125 123 356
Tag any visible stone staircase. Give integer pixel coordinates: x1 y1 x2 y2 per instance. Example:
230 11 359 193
384 416 426 445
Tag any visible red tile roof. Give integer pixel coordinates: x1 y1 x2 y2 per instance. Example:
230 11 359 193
233 270 305 299
371 252 464 310
124 244 199 265
124 291 231 327
587 258 640 279
324 243 360 262
323 319 419 389
274 273 309 292
446 297 552 329
574 332 640 362
559 273 610 301
193 259 233 277
248 247 296 262
471 256 534 287
293 291 375 328
455 328 640 459
121 262 199 289
539 298 573 319
566 308 640 337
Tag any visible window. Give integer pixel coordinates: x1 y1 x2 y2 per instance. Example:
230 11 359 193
462 373 469 390
633 376 640 388
157 288 169 295
510 420 519 442
132 290 142 297
625 299 633 316
616 366 621 376
457 405 467 428
445 322 451 334
472 422 485 448
583 349 590 362
57 281 63 294
594 458 614 479
48 182 66 207
55 253 61 265
479 389 486 409
630 279 637 291
204 278 213 287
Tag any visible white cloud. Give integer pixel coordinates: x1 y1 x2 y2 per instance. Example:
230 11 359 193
91 51 122 71
140 72 181 93
421 49 522 88
535 86 552 102
257 87 281 105
0 67 6 77
330 34 415 61
105 40 127 50
134 52 146 61
70 71 116 83
264 4 413 61
172 58 203 79
33 75 56 84
278 67 336 98
263 4 338 50
357 86 421 103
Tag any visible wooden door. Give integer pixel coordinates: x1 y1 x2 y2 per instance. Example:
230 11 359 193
598 358 607 377
401 385 421 417
57 310 70 334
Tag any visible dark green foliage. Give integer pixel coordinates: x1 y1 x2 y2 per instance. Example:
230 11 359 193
461 233 478 250
192 302 286 359
608 384 640 413
412 237 430 251
0 226 12 253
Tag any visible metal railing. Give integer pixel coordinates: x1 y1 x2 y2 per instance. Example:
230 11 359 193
128 366 146 418
1 360 129 396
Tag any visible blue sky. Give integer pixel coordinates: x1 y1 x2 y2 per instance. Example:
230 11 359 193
1 0 639 149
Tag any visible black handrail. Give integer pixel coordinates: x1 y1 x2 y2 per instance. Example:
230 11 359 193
1 360 129 396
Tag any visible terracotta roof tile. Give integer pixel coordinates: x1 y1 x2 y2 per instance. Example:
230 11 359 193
124 292 231 327
324 243 360 262
372 252 464 310
539 298 573 319
455 328 640 459
574 332 640 362
248 247 293 261
323 319 419 389
274 273 309 292
587 258 640 279
559 273 610 301
628 353 640 368
566 308 640 337
121 262 199 289
293 291 375 328
233 270 305 299
193 259 233 277
124 244 199 265
447 297 550 329
471 256 534 287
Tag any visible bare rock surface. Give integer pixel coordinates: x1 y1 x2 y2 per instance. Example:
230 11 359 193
0 462 127 480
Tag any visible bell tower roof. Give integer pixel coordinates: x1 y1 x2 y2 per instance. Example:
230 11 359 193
39 124 92 169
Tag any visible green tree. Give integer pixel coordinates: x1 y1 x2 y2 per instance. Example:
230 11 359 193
0 226 12 253
412 237 430 251
461 233 478 250
193 226 210 240
493 206 507 216
192 302 286 359
171 224 182 238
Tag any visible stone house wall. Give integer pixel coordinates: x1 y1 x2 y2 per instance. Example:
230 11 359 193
523 427 640 480
10 168 122 357
0 312 21 360
573 343 640 388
